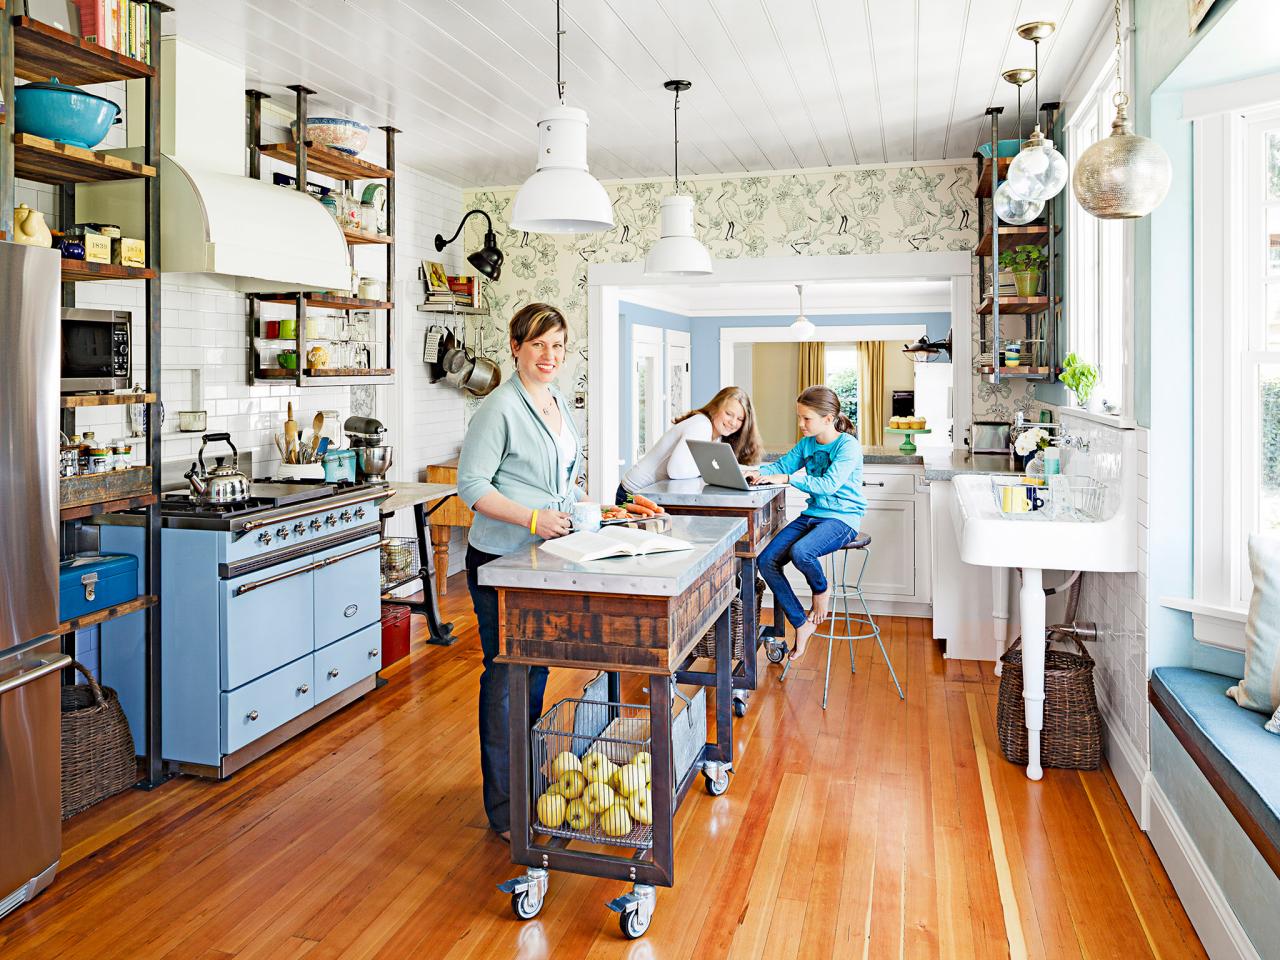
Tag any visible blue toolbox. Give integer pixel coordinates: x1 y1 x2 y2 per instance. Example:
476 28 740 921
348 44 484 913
59 554 139 623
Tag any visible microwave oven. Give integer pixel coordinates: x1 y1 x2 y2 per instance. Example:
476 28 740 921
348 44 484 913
62 308 130 392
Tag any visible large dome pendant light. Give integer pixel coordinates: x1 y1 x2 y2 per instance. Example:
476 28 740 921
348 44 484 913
1005 22 1069 204
994 68 1044 226
1072 0 1172 219
509 0 614 234
791 284 815 340
645 80 713 277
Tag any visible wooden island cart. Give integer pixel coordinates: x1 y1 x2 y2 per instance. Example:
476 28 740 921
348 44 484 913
480 515 745 939
633 480 788 715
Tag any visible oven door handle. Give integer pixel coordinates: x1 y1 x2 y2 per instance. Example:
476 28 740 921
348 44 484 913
234 559 323 596
317 541 382 567
238 490 393 533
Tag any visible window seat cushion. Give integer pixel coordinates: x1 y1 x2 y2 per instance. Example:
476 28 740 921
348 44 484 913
1151 666 1280 877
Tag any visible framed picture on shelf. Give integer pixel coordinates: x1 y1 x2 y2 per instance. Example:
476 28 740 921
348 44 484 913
421 260 450 294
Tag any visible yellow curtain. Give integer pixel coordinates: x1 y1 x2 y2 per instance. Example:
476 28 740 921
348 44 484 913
857 341 885 447
797 342 825 440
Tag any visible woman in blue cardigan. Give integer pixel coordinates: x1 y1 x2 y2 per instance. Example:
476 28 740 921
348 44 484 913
457 303 580 841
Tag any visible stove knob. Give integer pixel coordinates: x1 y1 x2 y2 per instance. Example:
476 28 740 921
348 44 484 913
293 522 307 536
257 531 272 545
325 513 338 527
276 525 289 540
354 507 366 520
309 518 323 532
340 510 353 523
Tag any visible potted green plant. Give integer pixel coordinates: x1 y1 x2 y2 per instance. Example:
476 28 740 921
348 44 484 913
998 244 1048 297
1059 353 1100 408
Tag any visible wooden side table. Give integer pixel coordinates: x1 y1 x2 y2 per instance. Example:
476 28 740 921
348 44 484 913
426 458 472 597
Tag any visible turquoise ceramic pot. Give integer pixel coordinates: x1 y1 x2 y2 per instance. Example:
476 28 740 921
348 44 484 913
14 78 121 149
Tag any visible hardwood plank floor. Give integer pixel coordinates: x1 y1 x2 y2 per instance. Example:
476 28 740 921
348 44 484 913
0 576 1208 959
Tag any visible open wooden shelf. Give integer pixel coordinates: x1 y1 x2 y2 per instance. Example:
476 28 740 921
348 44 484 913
256 367 394 379
978 365 1051 376
975 223 1058 258
416 303 488 316
61 492 157 522
12 15 154 86
256 292 394 311
13 133 156 184
343 227 393 245
58 595 157 635
62 260 156 282
61 466 154 520
977 295 1054 315
975 157 1012 198
62 392 156 408
257 142 393 181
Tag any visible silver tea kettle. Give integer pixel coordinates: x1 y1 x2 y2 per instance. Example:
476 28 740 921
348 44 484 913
185 433 251 504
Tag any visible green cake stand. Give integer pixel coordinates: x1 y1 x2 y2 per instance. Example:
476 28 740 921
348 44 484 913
885 427 931 455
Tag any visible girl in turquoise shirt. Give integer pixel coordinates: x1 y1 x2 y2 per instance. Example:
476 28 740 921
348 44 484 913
750 386 866 662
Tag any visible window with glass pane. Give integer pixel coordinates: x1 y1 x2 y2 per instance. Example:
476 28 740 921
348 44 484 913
1263 365 1280 532
1249 116 1280 550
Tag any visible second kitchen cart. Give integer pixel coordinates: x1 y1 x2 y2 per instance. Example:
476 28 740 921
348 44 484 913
479 516 745 939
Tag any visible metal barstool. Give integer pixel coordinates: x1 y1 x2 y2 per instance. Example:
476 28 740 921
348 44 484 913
772 535 905 708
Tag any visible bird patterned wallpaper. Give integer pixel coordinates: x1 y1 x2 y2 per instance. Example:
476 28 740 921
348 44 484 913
460 163 1044 474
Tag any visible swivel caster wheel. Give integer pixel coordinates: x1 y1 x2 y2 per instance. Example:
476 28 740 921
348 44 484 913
620 904 652 939
703 768 731 796
607 883 655 940
498 867 547 922
765 638 787 664
511 889 543 921
732 695 748 718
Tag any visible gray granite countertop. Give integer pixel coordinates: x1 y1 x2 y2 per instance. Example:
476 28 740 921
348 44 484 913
862 444 924 465
476 515 745 596
635 478 786 509
921 450 1023 481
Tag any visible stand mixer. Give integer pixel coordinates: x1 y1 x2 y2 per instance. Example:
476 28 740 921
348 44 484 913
343 415 393 481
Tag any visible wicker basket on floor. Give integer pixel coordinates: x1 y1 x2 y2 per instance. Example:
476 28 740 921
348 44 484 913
693 577 765 661
61 660 137 819
996 635 1102 770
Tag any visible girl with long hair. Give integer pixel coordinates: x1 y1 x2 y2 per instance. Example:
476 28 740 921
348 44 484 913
617 385 763 504
750 386 865 662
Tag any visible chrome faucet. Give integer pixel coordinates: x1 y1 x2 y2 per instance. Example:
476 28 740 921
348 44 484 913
1059 432 1091 453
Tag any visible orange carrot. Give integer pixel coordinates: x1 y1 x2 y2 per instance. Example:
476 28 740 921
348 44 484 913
633 494 660 512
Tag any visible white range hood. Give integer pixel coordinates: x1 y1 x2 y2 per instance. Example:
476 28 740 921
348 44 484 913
77 38 351 293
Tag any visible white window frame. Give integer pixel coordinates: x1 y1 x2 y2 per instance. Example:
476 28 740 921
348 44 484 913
631 324 664 462
1190 99 1280 649
1064 38 1135 417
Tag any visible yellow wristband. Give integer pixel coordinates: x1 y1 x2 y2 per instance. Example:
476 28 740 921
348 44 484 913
530 509 539 535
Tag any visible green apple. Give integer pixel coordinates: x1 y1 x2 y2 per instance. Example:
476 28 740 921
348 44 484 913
627 787 652 826
600 802 633 838
583 780 615 814
550 751 581 779
536 791 567 828
565 798 592 831
581 751 617 785
615 763 646 798
556 769 586 799
631 751 653 782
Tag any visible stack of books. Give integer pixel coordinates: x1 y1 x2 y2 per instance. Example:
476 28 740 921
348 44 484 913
75 1 152 63
420 261 481 308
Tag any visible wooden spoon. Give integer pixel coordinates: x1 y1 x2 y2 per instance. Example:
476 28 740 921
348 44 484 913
284 402 299 464
310 411 325 463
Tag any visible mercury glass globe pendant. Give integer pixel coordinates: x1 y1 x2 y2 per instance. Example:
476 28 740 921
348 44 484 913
994 68 1044 226
1006 22 1069 204
1072 0 1172 219
791 284 815 340
645 80 713 277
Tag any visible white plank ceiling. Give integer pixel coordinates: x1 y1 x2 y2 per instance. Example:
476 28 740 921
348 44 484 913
169 0 1112 188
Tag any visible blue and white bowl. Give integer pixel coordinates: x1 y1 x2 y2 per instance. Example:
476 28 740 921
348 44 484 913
290 117 370 156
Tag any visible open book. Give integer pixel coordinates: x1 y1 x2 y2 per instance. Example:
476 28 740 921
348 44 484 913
539 526 694 563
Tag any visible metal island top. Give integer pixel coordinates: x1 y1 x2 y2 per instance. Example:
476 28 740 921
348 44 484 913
477 515 745 596
634 478 784 509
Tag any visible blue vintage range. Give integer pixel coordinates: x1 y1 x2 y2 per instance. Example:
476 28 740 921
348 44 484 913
100 478 390 779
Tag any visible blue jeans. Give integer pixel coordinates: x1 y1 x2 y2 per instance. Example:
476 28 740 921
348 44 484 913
759 515 858 628
467 545 549 833
615 482 629 506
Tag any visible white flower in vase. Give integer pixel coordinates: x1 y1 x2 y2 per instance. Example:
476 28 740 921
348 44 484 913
1014 427 1050 457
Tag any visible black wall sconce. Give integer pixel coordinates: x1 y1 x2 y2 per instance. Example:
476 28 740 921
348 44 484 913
902 331 953 363
435 209 504 281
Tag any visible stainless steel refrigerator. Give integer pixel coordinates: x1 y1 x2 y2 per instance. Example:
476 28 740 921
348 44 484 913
0 241 69 920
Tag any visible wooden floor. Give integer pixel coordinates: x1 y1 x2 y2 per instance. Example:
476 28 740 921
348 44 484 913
0 575 1207 960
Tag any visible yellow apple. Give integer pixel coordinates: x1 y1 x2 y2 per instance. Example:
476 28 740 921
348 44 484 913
550 751 581 779
536 791 567 828
581 751 617 784
543 781 563 797
556 769 586 799
627 787 652 826
583 780 615 814
631 751 653 782
565 798 592 831
600 802 633 838
615 763 646 798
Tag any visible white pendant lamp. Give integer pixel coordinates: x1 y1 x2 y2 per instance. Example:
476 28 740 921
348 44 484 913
645 80 713 277
791 284 815 340
509 0 614 235
1071 0 1172 219
1005 22 1069 204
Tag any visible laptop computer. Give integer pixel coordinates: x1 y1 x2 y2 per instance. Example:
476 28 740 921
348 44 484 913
686 440 789 491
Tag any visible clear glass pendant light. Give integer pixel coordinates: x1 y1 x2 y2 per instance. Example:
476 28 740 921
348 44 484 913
1071 0 1172 219
645 80 713 276
995 68 1044 225
510 0 614 234
1006 22 1069 204
791 284 815 340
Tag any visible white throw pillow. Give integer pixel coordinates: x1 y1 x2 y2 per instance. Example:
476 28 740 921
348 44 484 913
1267 705 1280 736
1228 534 1280 714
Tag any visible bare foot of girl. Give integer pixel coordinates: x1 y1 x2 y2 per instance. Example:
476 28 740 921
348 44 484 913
810 588 831 624
790 619 817 661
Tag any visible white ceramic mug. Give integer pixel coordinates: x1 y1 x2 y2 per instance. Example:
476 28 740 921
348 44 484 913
570 501 602 532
